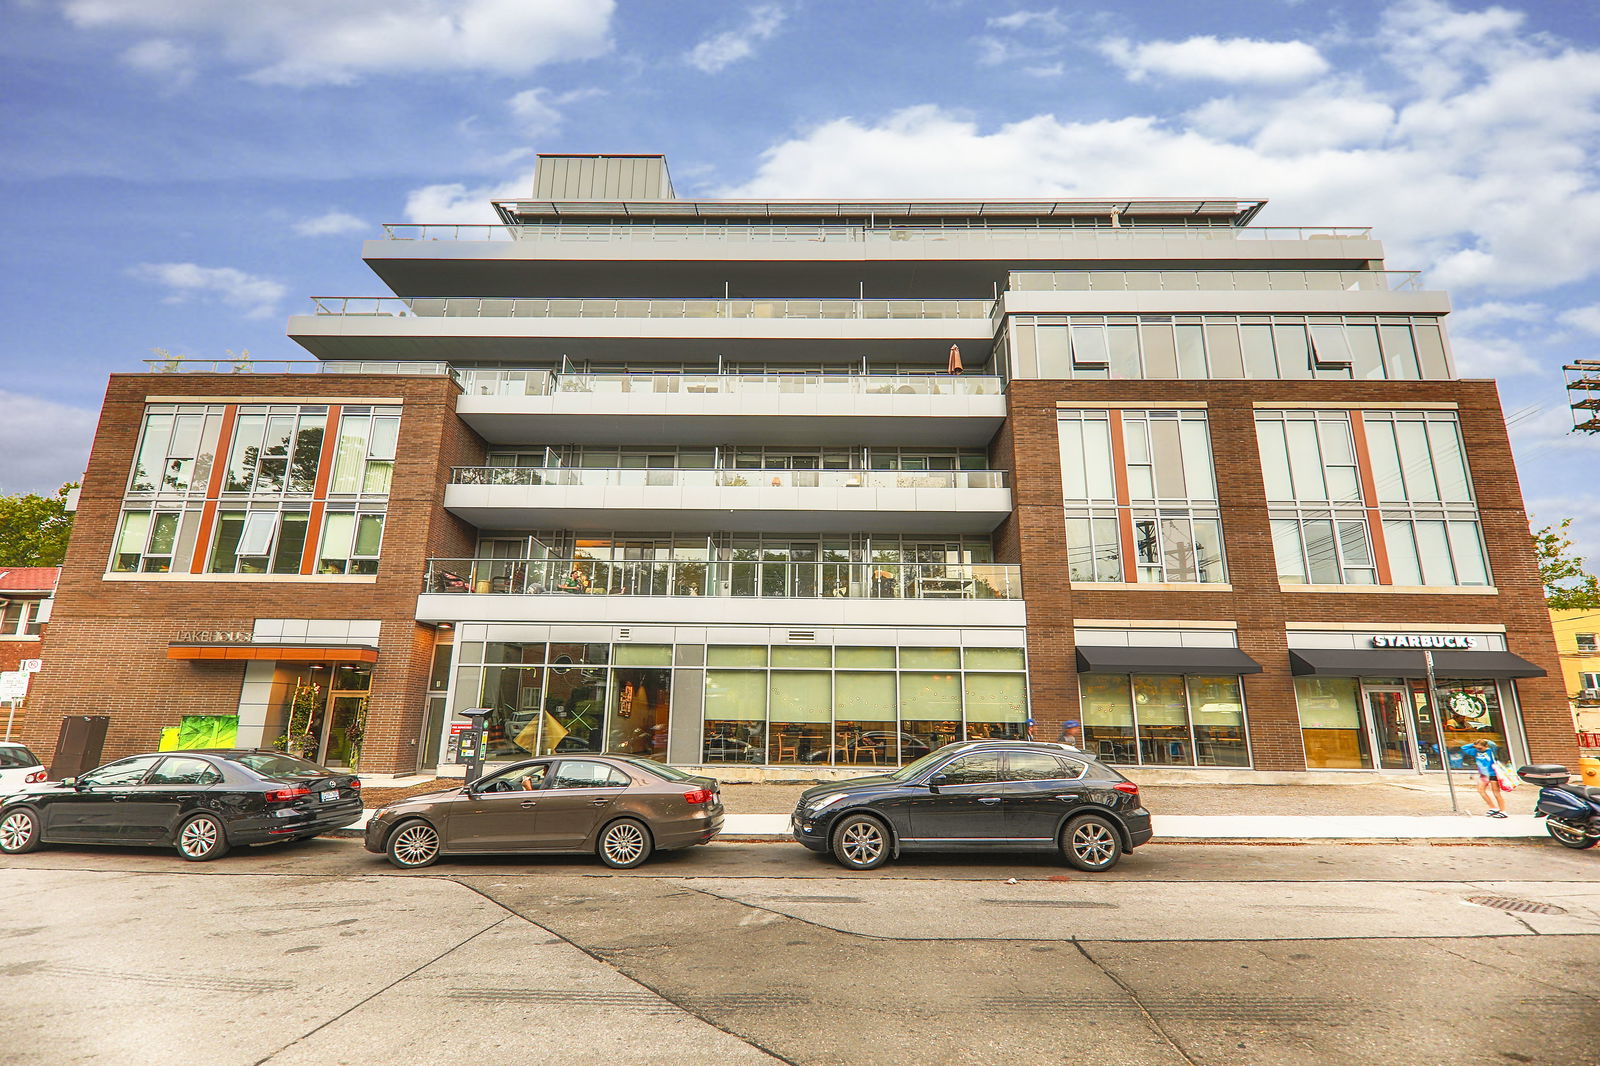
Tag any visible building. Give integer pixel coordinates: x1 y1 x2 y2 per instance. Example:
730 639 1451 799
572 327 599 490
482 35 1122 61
20 153 1579 779
1 566 59 741
1550 609 1600 750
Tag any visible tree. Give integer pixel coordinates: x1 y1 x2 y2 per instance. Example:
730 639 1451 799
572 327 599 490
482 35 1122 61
0 484 76 567
1533 520 1600 609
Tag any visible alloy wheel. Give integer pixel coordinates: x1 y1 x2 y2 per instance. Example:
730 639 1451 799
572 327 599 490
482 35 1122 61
390 823 441 867
1070 821 1118 867
603 821 647 866
0 811 35 852
179 817 220 858
839 819 885 867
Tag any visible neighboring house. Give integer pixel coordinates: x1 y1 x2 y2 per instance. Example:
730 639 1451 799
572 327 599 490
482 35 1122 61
0 566 58 740
1550 608 1600 751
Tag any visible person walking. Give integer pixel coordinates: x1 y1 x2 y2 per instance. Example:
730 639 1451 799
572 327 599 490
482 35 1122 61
1465 738 1508 818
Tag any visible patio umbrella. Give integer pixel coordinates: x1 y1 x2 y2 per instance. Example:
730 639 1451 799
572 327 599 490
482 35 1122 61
947 343 964 374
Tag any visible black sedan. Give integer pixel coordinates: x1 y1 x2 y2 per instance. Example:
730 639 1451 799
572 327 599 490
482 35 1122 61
791 740 1152 871
0 749 362 861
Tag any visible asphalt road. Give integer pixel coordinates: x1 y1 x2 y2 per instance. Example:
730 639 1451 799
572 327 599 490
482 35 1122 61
3 838 1596 1065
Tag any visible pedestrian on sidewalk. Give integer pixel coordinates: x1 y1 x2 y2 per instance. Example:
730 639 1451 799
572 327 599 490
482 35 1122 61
1465 738 1508 818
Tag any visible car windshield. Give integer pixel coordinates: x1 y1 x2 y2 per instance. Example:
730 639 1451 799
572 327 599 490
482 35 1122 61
610 756 695 781
888 748 953 781
233 753 333 779
0 746 40 769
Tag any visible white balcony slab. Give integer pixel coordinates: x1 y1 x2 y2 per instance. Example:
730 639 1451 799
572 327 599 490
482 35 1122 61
415 592 1026 627
1000 289 1451 316
441 482 1013 534
454 390 1006 445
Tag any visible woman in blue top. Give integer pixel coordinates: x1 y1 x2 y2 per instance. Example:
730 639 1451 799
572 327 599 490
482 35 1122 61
1464 738 1507 818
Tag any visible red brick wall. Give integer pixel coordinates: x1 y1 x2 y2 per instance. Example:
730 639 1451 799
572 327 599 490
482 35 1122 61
1004 378 1577 770
19 373 485 773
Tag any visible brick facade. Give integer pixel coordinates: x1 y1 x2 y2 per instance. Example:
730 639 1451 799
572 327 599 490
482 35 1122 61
1000 377 1578 771
18 373 485 773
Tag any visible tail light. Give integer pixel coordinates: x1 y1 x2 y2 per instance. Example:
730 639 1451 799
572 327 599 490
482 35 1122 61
349 778 361 790
683 788 714 805
1113 781 1140 796
264 787 311 803
25 770 46 784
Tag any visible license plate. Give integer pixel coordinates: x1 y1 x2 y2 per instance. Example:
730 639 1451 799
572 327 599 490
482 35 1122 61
319 790 337 803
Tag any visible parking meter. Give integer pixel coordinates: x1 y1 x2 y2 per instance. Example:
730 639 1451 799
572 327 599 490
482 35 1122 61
457 707 491 785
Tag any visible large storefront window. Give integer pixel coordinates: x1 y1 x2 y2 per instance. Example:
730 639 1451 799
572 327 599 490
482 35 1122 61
1416 678 1508 770
1295 677 1371 769
1079 674 1250 767
1295 675 1514 771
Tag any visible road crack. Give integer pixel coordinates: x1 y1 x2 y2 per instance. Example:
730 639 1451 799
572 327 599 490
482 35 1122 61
1072 939 1200 1066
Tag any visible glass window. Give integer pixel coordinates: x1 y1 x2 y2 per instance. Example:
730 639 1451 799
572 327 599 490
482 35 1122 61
1080 673 1135 763
148 757 222 786
1418 679 1507 771
79 755 163 787
938 752 1001 785
1295 677 1371 769
708 645 767 667
1003 752 1077 781
1134 675 1192 765
836 646 895 668
550 761 629 789
704 671 768 764
1190 676 1248 767
835 671 896 767
964 648 1026 670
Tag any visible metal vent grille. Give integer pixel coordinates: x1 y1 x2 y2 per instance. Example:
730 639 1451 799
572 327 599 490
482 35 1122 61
788 630 816 642
617 628 631 640
1466 896 1568 916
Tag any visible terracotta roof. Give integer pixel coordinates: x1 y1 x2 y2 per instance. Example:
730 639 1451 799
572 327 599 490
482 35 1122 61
0 567 61 593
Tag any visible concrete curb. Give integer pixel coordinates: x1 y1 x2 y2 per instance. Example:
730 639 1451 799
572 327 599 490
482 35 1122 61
342 810 1555 842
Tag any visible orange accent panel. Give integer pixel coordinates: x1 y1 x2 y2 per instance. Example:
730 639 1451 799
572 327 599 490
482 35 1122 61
190 404 239 573
1348 411 1393 585
300 405 342 574
1106 409 1138 582
168 644 378 663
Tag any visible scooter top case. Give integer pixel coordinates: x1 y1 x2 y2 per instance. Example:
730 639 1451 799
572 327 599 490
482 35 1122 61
1517 764 1573 787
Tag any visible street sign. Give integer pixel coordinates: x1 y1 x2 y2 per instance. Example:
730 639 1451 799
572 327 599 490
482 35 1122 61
0 672 29 701
19 659 41 673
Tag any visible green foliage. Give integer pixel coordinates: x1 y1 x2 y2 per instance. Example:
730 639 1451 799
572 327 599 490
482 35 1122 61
0 483 76 566
1534 520 1600 609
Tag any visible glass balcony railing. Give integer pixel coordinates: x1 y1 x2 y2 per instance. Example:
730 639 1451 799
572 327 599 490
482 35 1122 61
424 557 1022 600
449 466 1009 490
454 368 1004 398
381 222 1372 243
309 297 993 319
1009 269 1423 293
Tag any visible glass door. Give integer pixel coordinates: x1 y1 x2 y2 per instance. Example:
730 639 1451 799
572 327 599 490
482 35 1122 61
1362 687 1414 770
319 663 372 769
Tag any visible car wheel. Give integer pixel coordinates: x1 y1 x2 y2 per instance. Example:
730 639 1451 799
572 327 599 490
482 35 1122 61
597 818 653 869
175 813 231 862
832 813 890 871
1061 813 1123 872
0 808 42 854
386 820 443 869
1547 819 1599 849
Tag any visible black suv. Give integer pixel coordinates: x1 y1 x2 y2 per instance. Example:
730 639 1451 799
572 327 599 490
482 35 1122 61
791 740 1152 871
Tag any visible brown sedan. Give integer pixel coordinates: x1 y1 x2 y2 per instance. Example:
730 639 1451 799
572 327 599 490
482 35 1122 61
363 755 723 869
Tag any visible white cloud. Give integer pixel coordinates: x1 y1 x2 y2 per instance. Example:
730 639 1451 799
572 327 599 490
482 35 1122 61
119 37 193 84
58 0 615 87
129 263 287 319
1102 35 1331 84
403 175 532 223
1559 305 1600 336
0 392 97 496
716 1 1600 299
507 87 602 137
987 9 1070 35
685 4 785 74
292 210 368 238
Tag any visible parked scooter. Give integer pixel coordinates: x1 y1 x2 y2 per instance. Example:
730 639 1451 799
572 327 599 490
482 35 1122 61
1516 765 1600 849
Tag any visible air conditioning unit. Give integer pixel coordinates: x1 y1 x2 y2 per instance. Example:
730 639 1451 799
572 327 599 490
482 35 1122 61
1580 688 1600 702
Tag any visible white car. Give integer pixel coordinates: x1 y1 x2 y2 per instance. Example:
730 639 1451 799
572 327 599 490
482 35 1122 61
0 742 47 796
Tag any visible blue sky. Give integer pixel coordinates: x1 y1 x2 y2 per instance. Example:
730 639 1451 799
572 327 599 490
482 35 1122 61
3 0 1600 556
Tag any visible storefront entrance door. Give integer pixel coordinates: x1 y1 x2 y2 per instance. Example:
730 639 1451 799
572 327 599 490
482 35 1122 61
1363 688 1414 770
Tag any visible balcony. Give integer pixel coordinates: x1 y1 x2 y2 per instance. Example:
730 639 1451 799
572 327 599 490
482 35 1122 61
452 370 1006 446
1010 269 1423 293
288 297 996 362
416 557 1026 628
362 219 1382 299
441 466 1013 534
1001 270 1449 317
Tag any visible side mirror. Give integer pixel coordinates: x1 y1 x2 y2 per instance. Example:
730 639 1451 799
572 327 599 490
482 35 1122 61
928 773 948 792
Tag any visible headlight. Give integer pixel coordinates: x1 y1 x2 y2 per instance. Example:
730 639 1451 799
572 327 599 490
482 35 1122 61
804 792 850 814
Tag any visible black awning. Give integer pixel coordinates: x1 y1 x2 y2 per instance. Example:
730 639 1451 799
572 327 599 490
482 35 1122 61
1076 645 1262 676
1289 649 1546 679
